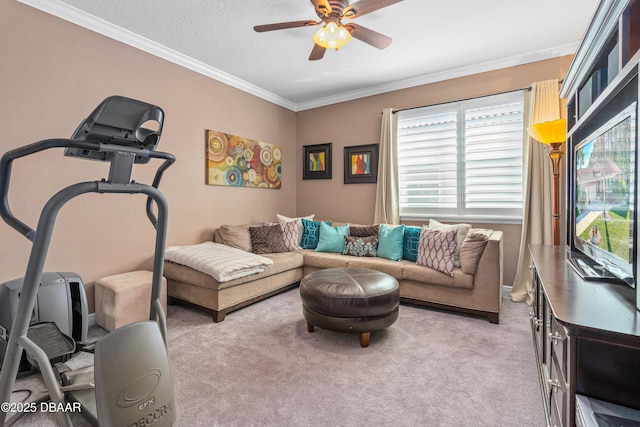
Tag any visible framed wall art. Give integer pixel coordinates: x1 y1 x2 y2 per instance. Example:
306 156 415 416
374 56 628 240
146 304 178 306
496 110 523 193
303 143 332 180
344 143 379 184
206 130 282 189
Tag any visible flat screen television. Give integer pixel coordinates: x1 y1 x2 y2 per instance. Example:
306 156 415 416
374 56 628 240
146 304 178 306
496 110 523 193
571 102 637 286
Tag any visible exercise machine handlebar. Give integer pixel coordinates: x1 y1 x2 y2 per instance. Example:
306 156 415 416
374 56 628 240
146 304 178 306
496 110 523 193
0 138 175 241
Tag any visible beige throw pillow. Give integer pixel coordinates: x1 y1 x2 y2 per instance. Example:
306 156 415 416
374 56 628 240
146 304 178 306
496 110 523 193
459 229 492 275
218 224 252 252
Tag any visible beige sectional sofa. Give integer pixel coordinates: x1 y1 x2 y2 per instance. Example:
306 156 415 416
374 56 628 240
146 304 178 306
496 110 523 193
163 223 503 324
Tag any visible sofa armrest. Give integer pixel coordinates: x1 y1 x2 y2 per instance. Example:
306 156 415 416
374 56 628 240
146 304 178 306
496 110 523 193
471 230 503 314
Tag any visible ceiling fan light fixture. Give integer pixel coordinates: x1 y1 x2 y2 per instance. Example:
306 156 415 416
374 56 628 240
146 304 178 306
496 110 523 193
313 21 352 50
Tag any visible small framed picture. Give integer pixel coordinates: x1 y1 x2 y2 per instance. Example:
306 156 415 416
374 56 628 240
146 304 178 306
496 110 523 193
303 143 332 180
344 144 379 184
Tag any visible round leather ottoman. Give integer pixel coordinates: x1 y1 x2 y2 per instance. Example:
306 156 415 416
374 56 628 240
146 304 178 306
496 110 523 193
300 267 399 347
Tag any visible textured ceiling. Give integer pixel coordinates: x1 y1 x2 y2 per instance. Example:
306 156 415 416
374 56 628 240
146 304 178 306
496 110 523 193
24 0 600 111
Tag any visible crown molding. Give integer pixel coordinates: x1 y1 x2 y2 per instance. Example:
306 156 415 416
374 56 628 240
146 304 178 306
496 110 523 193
295 42 580 111
18 0 298 111
20 0 579 113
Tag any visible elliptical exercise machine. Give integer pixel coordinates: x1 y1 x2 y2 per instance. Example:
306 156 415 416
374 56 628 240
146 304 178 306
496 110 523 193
0 96 176 426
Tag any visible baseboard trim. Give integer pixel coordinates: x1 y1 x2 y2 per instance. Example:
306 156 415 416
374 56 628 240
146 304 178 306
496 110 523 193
503 285 513 298
86 287 515 327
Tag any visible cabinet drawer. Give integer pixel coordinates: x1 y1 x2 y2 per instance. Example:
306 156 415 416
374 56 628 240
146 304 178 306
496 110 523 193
549 317 567 375
550 354 568 427
550 393 563 427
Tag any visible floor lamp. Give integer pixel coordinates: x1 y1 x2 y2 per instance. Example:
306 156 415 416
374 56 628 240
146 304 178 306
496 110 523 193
527 119 567 246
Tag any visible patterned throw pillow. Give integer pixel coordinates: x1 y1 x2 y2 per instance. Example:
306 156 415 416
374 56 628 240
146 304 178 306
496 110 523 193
249 224 287 254
300 219 331 249
277 214 314 244
428 219 470 267
417 228 458 276
343 235 378 257
402 226 422 262
349 224 380 237
280 220 302 251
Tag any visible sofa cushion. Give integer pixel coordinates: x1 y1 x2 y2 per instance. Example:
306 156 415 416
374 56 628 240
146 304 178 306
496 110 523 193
403 262 474 289
417 228 457 276
302 250 350 269
343 235 378 257
346 256 404 280
218 224 252 252
349 224 380 237
315 222 350 253
249 224 287 254
164 251 304 291
300 219 331 249
377 224 405 261
459 229 492 275
428 219 471 267
402 226 422 262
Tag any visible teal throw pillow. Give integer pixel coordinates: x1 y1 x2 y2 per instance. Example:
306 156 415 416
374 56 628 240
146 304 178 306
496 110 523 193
403 226 422 262
315 222 350 253
300 219 331 249
377 224 406 261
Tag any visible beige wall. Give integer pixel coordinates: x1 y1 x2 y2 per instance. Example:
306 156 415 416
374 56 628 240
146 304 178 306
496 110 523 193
0 2 296 311
1 2 572 309
296 57 573 286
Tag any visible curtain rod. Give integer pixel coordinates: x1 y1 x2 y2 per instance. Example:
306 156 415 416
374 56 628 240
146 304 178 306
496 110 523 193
391 79 564 114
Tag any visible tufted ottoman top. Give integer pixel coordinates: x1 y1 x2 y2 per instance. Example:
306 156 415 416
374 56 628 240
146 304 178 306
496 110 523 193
300 267 399 318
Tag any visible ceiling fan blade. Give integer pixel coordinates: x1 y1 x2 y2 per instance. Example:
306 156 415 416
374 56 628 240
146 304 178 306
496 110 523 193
343 0 403 19
345 23 392 49
309 43 326 61
310 0 332 18
254 20 319 32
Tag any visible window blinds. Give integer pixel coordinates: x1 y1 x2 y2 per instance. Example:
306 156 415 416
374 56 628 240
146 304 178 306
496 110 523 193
397 91 524 221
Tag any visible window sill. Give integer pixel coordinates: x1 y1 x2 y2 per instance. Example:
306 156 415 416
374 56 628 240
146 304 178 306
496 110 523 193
400 214 523 225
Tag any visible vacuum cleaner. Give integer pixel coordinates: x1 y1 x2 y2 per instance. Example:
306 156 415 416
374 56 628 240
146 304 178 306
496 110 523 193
0 96 176 426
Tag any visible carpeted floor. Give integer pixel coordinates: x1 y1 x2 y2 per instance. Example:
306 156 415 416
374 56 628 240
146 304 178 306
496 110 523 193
9 288 544 426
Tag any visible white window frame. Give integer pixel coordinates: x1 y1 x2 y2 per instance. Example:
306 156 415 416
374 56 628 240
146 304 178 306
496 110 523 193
397 91 525 224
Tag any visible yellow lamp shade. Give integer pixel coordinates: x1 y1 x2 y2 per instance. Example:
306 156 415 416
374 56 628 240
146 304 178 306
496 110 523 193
527 119 567 144
313 21 352 50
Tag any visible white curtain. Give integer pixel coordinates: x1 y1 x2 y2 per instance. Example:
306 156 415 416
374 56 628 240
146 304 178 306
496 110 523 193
374 108 400 224
511 79 562 304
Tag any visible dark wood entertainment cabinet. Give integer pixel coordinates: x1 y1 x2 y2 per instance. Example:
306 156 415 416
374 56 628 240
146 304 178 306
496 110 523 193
541 1 640 423
529 245 640 427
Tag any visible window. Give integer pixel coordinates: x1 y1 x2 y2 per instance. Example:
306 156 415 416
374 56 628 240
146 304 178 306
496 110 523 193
397 91 525 223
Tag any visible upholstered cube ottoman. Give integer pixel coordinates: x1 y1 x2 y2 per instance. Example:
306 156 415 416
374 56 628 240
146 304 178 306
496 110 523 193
95 270 167 332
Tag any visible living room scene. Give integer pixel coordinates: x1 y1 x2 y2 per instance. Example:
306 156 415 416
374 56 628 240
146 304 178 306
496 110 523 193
2 0 640 426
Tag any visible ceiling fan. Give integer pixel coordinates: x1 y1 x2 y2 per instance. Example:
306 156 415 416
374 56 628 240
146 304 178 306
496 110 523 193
254 0 403 61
